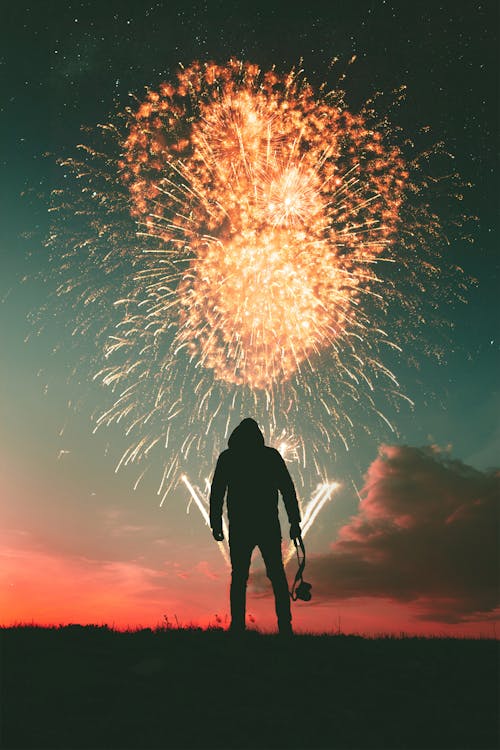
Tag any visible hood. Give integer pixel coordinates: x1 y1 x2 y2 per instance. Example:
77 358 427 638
228 418 265 451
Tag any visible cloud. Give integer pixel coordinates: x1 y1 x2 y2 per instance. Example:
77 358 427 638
0 530 226 628
306 445 499 623
196 560 221 580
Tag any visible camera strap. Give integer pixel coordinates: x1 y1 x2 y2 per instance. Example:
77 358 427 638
290 536 306 601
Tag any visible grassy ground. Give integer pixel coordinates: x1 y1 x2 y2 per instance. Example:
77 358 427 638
1 625 498 749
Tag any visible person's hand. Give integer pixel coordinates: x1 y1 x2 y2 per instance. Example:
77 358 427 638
290 522 301 541
212 528 224 542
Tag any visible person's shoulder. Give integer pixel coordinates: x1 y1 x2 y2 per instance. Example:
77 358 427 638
265 446 283 459
218 449 230 461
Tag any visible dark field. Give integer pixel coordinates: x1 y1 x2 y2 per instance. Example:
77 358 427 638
1 625 498 750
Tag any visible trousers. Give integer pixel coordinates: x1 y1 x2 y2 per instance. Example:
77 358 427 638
228 526 291 631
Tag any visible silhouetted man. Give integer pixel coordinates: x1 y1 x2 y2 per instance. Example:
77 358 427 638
209 418 301 635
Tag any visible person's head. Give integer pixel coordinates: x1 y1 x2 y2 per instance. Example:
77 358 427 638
228 418 265 451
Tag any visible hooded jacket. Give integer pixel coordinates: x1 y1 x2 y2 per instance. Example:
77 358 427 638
209 418 300 534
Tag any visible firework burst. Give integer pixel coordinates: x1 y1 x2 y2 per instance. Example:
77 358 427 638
120 61 407 390
44 59 470 523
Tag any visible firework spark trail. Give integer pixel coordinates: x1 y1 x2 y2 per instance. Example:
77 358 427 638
283 481 340 564
45 58 471 534
181 473 339 568
181 474 230 565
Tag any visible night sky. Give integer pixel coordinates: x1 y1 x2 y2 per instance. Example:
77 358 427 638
1 0 498 634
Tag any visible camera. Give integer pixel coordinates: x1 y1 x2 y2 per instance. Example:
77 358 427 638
295 580 312 601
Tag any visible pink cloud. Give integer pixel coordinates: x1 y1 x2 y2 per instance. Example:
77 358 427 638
305 445 499 623
196 560 221 580
0 531 226 629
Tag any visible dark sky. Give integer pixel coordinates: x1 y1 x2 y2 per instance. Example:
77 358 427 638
0 0 498 632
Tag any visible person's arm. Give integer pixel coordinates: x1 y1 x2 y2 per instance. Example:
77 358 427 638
209 453 227 540
274 450 301 537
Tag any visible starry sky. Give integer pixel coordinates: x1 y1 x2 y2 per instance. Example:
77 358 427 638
1 0 498 634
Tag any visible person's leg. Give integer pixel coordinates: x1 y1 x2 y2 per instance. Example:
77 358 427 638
228 533 254 631
258 533 292 634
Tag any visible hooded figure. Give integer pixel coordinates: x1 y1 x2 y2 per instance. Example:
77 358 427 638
209 418 301 634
